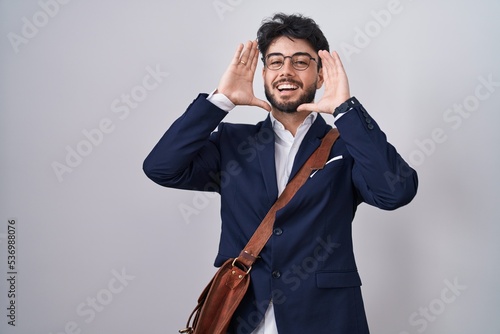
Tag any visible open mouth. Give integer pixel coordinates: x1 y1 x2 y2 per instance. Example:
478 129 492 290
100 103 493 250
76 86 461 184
277 83 299 92
275 80 300 92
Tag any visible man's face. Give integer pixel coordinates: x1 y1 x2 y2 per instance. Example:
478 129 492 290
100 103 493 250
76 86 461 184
262 36 324 113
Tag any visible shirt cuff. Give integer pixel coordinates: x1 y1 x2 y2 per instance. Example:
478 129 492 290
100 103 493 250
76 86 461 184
207 89 235 112
333 108 352 122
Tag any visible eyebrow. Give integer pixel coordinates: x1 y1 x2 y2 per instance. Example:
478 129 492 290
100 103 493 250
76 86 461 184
266 52 314 58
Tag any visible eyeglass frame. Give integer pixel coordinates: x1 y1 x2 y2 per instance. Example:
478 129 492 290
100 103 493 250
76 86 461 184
262 52 319 71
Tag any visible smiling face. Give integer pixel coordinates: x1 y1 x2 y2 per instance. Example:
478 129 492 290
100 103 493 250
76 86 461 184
263 36 324 114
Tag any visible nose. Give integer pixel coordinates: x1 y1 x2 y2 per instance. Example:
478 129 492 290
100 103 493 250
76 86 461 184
279 57 296 76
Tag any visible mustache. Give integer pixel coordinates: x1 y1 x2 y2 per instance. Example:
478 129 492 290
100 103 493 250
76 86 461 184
273 78 302 89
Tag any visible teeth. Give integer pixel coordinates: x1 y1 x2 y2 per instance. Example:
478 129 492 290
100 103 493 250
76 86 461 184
277 83 298 91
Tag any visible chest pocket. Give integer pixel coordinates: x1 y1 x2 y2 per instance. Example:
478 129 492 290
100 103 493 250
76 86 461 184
309 155 345 178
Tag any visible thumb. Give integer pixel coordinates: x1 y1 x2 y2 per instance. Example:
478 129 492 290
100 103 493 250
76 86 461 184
297 102 318 113
252 98 272 112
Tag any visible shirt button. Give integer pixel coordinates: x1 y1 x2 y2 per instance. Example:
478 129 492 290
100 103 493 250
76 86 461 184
273 228 283 236
272 270 281 279
367 124 374 130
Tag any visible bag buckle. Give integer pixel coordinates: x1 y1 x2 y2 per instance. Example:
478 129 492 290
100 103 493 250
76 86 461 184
232 258 252 274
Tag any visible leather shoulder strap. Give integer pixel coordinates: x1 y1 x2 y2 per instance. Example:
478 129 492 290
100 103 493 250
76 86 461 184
237 128 340 268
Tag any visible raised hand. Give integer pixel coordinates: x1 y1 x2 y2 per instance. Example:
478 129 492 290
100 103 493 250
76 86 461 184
297 50 351 114
216 40 271 112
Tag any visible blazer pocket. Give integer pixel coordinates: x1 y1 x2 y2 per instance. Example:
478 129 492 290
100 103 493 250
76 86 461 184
310 155 344 178
325 155 344 165
316 270 362 288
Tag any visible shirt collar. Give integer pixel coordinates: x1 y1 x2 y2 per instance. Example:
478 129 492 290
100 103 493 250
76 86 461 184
269 112 318 131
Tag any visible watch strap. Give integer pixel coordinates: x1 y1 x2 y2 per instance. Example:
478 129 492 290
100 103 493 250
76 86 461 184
333 96 360 118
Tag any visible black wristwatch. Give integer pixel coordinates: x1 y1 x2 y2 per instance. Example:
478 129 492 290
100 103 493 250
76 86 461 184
333 97 360 118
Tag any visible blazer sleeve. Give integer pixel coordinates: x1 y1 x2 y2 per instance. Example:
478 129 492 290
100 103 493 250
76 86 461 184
143 94 227 192
335 101 418 210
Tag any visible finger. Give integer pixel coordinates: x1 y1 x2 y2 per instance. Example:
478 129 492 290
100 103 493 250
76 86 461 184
318 50 335 81
320 50 348 90
250 41 260 71
252 98 272 112
331 51 349 84
231 43 244 65
297 102 318 113
331 51 346 73
239 40 253 66
329 52 344 80
329 51 351 101
247 40 257 61
318 50 334 65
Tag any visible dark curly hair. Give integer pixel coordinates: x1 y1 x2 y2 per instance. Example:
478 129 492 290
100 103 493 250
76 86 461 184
257 13 329 68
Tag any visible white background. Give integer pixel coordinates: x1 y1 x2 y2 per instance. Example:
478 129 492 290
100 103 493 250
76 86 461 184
1 0 499 333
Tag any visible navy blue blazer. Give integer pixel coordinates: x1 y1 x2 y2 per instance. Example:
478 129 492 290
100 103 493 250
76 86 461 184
143 94 418 333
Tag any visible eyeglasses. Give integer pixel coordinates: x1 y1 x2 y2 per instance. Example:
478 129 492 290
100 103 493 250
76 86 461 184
263 52 318 71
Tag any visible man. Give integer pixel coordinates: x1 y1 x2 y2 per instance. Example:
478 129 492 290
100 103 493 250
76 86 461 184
143 13 418 334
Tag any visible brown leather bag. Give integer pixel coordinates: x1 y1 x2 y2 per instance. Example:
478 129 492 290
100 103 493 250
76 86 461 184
179 128 339 334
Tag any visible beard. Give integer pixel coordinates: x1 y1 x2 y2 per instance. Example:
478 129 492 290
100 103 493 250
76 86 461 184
264 81 317 114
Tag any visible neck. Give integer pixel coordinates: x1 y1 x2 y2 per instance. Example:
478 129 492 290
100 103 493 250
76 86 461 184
271 109 312 136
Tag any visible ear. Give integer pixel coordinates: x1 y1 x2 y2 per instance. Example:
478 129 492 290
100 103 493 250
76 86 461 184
316 66 324 89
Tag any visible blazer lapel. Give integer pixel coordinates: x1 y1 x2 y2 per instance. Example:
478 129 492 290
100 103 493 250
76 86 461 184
257 116 279 204
288 114 331 181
